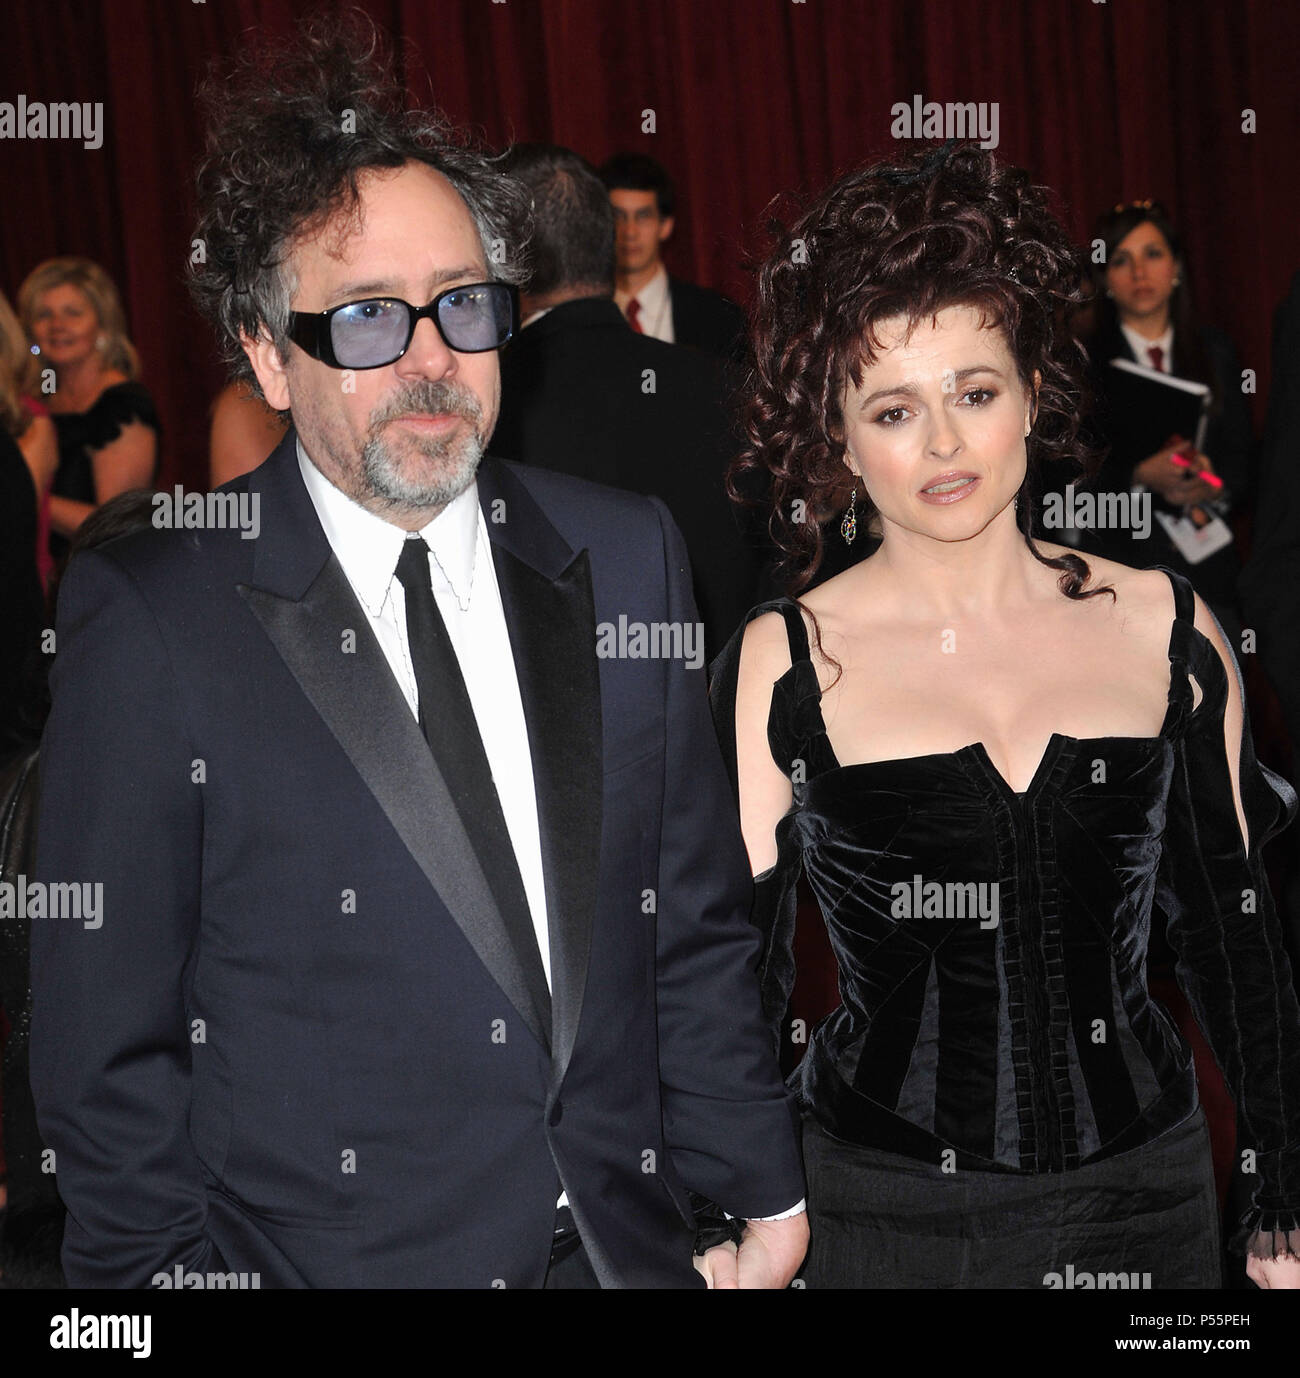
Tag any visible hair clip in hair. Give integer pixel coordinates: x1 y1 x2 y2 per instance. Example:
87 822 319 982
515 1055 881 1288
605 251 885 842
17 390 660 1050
879 137 959 187
1112 198 1155 214
1006 266 1020 283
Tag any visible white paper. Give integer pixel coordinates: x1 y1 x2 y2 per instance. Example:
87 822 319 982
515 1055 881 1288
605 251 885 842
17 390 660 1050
1154 509 1234 565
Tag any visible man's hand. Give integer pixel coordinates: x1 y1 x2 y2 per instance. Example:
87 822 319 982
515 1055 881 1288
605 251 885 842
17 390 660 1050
694 1239 739 1288
693 1213 809 1289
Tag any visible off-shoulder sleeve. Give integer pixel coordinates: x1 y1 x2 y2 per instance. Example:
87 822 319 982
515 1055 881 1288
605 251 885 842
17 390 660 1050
81 382 160 452
708 607 806 1060
1156 620 1300 1260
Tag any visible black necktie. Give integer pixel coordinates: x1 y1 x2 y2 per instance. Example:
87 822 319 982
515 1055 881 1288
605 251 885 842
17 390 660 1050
393 536 551 1043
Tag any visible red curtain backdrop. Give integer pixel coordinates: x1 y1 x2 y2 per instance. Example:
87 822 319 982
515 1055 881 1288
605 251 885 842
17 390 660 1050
2 0 1297 491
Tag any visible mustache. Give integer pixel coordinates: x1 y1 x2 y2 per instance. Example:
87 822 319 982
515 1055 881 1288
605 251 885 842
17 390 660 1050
369 380 484 429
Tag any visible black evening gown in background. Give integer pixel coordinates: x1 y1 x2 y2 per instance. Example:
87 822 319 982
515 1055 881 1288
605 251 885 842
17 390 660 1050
709 567 1300 1289
48 380 159 564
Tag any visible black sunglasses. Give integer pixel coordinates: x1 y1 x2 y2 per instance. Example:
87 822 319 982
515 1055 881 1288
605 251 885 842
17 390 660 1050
287 281 518 369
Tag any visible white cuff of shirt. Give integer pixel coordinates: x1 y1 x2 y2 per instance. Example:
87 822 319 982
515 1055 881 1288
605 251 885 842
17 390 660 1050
727 1199 807 1222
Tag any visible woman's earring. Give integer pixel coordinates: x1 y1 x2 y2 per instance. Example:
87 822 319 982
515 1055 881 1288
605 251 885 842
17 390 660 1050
96 334 108 350
841 486 857 545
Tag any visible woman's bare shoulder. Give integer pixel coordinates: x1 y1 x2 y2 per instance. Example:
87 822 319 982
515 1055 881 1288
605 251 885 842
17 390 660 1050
797 557 879 624
740 608 797 683
1031 545 1172 624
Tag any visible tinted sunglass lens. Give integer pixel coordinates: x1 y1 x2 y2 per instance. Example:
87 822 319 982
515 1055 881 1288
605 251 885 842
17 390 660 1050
330 299 411 367
437 285 513 351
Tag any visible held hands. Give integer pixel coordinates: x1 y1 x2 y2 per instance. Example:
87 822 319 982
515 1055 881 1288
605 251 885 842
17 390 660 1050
693 1213 810 1289
1133 437 1224 512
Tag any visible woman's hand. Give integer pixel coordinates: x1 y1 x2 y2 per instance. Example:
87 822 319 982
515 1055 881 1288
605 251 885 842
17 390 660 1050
1246 1250 1300 1289
1133 438 1223 509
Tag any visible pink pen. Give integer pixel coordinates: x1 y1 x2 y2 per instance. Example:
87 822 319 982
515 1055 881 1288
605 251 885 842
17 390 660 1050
1171 454 1223 489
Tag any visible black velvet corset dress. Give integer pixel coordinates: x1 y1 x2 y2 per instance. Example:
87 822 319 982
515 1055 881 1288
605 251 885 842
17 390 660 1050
709 567 1300 1272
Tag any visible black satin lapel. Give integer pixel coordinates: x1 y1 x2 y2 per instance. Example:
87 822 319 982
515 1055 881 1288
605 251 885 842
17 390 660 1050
492 543 602 1085
238 554 550 1051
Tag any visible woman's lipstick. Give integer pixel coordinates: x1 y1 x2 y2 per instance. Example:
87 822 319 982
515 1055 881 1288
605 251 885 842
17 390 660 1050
918 472 980 505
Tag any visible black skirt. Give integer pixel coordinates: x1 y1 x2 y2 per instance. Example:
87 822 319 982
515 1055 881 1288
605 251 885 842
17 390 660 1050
800 1107 1221 1289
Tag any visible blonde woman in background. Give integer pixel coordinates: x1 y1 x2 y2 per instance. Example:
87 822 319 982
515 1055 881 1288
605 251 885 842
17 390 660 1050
18 257 158 562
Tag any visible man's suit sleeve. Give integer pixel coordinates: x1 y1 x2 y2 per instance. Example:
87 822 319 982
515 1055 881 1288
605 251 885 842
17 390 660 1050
647 499 805 1220
30 548 224 1287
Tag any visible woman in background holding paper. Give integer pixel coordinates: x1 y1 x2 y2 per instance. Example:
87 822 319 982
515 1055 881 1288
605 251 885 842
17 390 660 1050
1076 201 1253 638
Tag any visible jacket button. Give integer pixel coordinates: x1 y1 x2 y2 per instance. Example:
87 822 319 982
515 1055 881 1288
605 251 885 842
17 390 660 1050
550 1100 563 1126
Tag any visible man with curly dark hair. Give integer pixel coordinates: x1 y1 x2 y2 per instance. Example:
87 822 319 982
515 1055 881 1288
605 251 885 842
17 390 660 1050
711 142 1300 1289
30 13 806 1289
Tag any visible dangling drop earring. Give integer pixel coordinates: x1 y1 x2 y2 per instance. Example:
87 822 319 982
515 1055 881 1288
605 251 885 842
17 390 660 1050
841 485 858 545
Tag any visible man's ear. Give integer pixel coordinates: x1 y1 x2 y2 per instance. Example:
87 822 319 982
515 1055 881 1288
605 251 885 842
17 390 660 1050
240 329 291 412
657 215 675 246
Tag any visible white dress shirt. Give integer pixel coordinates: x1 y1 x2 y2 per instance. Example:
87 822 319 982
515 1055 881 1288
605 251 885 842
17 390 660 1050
297 441 552 989
1121 321 1174 372
615 262 674 343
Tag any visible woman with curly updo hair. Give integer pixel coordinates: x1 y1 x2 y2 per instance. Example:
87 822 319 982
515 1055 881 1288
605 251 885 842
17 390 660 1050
710 143 1300 1289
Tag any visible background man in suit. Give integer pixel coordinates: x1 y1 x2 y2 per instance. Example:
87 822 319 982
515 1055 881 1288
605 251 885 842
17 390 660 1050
599 152 745 360
491 144 761 661
1241 268 1300 773
1240 268 1300 961
30 17 806 1289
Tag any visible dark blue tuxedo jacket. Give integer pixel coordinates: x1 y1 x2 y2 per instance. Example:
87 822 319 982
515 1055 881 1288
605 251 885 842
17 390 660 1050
30 433 803 1288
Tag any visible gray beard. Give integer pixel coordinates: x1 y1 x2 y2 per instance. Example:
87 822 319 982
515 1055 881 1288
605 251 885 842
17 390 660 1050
359 379 487 512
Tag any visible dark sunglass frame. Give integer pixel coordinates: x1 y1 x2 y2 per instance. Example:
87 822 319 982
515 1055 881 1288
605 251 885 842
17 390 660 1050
287 281 519 369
